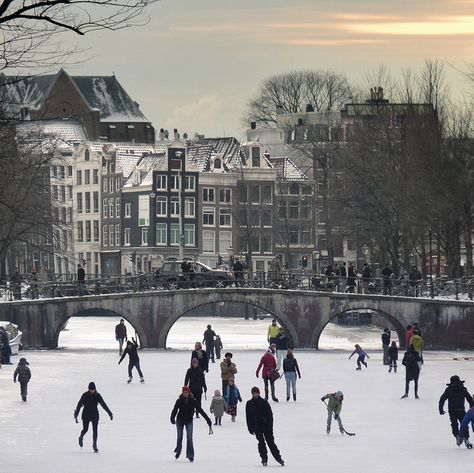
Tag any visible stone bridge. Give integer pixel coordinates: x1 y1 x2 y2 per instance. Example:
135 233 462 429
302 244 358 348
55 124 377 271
1 288 474 350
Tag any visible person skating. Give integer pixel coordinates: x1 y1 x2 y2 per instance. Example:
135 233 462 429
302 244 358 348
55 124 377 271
74 382 113 453
381 328 391 365
321 391 344 434
401 345 422 399
118 338 144 384
215 335 223 359
439 375 473 446
256 349 279 402
224 378 242 422
410 329 424 364
210 389 227 426
170 386 212 462
13 357 31 401
283 349 301 401
184 358 207 417
275 328 289 371
203 324 216 363
220 352 237 395
267 319 280 346
115 319 127 356
349 344 369 370
191 341 209 373
388 341 398 373
457 407 474 448
246 386 284 467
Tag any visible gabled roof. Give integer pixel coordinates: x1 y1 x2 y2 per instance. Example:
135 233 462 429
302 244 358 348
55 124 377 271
0 71 150 123
123 152 167 188
268 156 307 181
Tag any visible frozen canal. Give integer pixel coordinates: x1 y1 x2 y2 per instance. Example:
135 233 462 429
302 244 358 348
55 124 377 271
2 316 474 473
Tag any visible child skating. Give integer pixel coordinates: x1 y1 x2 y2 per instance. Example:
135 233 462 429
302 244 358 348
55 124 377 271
349 344 369 370
210 389 227 425
224 378 242 422
321 391 344 434
388 341 398 373
215 335 223 360
13 357 31 401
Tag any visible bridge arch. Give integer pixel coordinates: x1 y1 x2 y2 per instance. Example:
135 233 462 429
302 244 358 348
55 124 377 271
159 299 299 349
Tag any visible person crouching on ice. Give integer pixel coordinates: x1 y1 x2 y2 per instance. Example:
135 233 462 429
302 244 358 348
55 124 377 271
118 338 144 384
170 386 212 462
321 391 344 434
349 344 369 370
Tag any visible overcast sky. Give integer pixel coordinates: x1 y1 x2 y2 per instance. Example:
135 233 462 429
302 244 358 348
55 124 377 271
65 0 474 139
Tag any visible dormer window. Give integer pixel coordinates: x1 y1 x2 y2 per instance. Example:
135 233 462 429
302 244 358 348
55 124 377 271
251 147 260 167
214 158 221 169
85 149 90 161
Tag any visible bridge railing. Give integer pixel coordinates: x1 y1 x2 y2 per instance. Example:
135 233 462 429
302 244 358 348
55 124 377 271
1 272 473 301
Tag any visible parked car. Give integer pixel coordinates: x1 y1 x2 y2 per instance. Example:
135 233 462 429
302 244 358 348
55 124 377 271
157 260 235 289
0 321 22 355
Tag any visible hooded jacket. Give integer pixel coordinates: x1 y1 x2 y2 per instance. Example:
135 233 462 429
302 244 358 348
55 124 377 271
439 379 473 413
14 361 31 383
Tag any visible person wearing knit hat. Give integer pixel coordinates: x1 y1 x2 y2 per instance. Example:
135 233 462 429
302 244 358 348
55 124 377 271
184 358 207 417
170 385 212 462
246 386 284 466
210 389 227 426
13 357 31 402
321 391 344 435
439 375 473 447
74 382 113 453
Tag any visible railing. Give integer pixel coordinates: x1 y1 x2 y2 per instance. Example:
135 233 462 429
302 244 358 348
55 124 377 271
0 272 473 301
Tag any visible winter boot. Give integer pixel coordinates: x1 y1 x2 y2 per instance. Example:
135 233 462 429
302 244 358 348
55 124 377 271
127 377 132 384
214 420 218 425
219 417 222 425
415 394 419 399
140 378 145 384
356 367 361 371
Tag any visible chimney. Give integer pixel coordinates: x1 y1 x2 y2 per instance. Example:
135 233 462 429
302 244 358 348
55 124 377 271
164 129 169 139
250 121 257 130
159 128 165 140
174 128 180 140
305 104 314 112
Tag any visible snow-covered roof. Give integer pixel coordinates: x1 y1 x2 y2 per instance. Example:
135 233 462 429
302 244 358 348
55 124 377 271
15 119 88 142
123 152 167 188
268 156 307 181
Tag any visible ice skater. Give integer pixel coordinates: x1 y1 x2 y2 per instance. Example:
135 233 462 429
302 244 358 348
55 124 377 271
215 335 223 359
184 358 207 417
246 386 284 467
170 386 212 462
13 357 31 401
388 341 398 373
115 319 127 356
210 389 227 425
349 344 369 370
74 382 113 453
118 337 144 384
282 349 301 401
224 378 242 422
321 391 344 434
401 345 422 399
439 375 473 446
457 406 474 449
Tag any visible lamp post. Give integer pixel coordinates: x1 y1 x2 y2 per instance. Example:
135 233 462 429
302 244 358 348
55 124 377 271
175 151 184 260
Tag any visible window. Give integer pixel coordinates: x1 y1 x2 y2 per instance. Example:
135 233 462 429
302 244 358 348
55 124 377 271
77 193 83 213
67 166 73 177
289 200 299 219
115 225 120 246
93 169 99 184
124 203 131 218
184 224 195 246
219 208 231 227
289 228 298 244
250 234 260 253
59 166 65 179
170 223 180 246
103 225 108 246
141 228 148 246
203 208 215 226
156 197 167 216
239 186 247 203
108 199 114 219
290 183 300 195
62 230 68 251
250 208 260 226
76 170 82 185
61 186 66 203
219 231 232 254
138 195 149 226
68 185 73 200
124 228 131 246
239 209 247 226
203 188 215 203
250 186 260 204
203 230 215 253
214 158 221 169
85 149 90 161
77 222 83 242
301 226 311 245
170 174 180 190
262 232 272 253
300 201 311 219
93 192 99 213
184 197 195 217
85 192 91 213
156 175 167 190
93 221 99 242
261 185 272 204
115 177 121 191
109 225 114 247
102 179 108 193
251 146 261 167
84 170 90 185
262 209 272 226
52 165 57 177
109 178 114 193
85 221 91 242
170 197 180 216
219 188 231 203
184 176 195 191
156 223 167 246
347 239 356 251
52 185 58 200
115 198 120 217
103 199 108 218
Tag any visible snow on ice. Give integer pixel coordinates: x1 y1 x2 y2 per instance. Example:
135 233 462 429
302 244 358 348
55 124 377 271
2 317 474 473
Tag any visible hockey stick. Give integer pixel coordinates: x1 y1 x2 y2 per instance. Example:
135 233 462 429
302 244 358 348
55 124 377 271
323 400 356 436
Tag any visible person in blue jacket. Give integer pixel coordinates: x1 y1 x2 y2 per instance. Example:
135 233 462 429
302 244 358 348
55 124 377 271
457 406 474 449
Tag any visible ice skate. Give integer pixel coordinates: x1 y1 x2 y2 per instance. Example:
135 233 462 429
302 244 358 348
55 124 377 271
140 377 145 384
286 396 290 402
356 367 361 370
457 436 464 447
326 427 330 435
465 439 473 449
78 435 83 448
93 443 99 453
394 366 397 373
276 458 285 466
401 394 408 399
261 460 268 466
231 416 235 422
388 366 392 373
415 394 419 399
293 394 296 401
340 427 345 435
127 377 132 384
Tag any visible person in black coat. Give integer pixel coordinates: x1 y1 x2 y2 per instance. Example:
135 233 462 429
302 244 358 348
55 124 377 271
232 257 244 286
203 324 216 363
388 341 398 373
246 386 284 467
401 345 422 399
381 328 391 366
77 264 86 296
382 264 393 295
191 342 209 373
185 358 207 416
115 319 128 356
345 263 357 293
74 382 113 453
118 338 144 384
170 386 212 462
439 375 474 440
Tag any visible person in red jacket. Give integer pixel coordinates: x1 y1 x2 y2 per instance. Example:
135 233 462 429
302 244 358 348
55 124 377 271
405 325 414 348
256 349 279 402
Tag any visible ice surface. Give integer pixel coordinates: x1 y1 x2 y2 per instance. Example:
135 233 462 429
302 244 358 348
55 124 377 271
2 317 474 473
